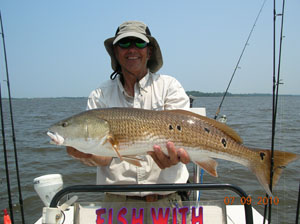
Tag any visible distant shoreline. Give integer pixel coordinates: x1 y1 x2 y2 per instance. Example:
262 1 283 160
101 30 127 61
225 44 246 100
2 92 300 99
186 91 300 97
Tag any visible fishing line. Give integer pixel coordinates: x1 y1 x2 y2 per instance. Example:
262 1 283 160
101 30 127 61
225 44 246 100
213 0 267 120
263 0 286 223
0 11 26 223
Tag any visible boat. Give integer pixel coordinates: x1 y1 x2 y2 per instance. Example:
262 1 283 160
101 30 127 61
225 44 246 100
33 181 267 224
33 108 268 224
1 1 298 223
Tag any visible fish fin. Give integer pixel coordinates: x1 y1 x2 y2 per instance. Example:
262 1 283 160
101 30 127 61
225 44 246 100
123 156 142 167
106 135 143 167
167 109 243 144
194 158 218 177
106 135 123 160
249 148 299 197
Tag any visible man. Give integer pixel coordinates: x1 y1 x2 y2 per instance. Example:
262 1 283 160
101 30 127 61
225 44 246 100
67 21 191 222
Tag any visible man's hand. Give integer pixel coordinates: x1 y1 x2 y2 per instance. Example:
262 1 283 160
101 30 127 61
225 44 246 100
66 146 112 166
147 142 190 169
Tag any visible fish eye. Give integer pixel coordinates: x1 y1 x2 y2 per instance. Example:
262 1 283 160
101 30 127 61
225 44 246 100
61 122 68 127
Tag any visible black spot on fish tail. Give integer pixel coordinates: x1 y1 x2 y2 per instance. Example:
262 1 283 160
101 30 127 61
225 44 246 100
221 138 227 147
176 125 182 131
62 122 68 127
260 152 266 160
204 127 210 133
169 124 174 130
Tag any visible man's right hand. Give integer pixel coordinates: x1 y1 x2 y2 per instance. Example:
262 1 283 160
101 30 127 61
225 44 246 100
66 146 112 166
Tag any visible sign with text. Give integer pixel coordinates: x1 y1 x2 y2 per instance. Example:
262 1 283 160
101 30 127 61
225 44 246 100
74 201 226 224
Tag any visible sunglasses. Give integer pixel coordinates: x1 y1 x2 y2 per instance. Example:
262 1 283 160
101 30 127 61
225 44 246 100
117 38 148 49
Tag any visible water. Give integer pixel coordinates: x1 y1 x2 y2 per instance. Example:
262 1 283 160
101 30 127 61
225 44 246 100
0 96 299 224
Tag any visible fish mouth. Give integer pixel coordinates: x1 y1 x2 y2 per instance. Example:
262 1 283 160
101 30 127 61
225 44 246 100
47 131 65 145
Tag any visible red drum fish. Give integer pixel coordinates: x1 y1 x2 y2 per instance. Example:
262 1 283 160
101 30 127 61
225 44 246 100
47 108 299 196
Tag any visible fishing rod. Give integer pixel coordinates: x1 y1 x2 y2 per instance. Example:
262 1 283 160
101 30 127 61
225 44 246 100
263 0 285 223
295 182 300 224
0 83 15 224
0 11 26 223
197 0 268 202
213 0 267 120
296 181 300 224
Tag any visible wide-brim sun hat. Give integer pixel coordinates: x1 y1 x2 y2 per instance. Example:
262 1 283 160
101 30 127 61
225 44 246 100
104 21 163 73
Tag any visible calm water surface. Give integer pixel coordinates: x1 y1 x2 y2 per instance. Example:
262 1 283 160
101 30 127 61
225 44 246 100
0 96 299 223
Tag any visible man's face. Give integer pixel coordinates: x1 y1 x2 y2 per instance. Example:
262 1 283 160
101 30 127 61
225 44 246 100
114 37 152 76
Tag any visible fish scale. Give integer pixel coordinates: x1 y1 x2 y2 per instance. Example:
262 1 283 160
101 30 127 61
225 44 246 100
47 107 299 196
103 109 229 152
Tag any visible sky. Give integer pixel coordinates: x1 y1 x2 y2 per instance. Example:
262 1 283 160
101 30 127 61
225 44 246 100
0 0 299 98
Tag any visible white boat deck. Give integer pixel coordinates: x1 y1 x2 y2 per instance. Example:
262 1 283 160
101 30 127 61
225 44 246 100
227 205 268 224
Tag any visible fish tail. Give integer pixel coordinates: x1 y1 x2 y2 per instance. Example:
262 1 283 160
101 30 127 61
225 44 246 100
249 148 299 196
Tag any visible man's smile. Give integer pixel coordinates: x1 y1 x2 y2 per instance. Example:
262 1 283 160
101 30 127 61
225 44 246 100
127 56 140 60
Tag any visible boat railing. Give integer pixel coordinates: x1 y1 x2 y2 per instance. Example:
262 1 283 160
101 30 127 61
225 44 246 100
49 183 253 224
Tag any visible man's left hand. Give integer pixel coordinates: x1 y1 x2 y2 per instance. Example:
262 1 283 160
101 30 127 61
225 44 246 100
148 142 190 169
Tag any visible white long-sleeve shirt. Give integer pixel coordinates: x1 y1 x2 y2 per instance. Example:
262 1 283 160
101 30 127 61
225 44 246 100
87 71 190 196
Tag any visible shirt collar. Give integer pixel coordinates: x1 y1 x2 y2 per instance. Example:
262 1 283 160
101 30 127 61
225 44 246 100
116 75 126 94
137 70 151 93
117 70 152 95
